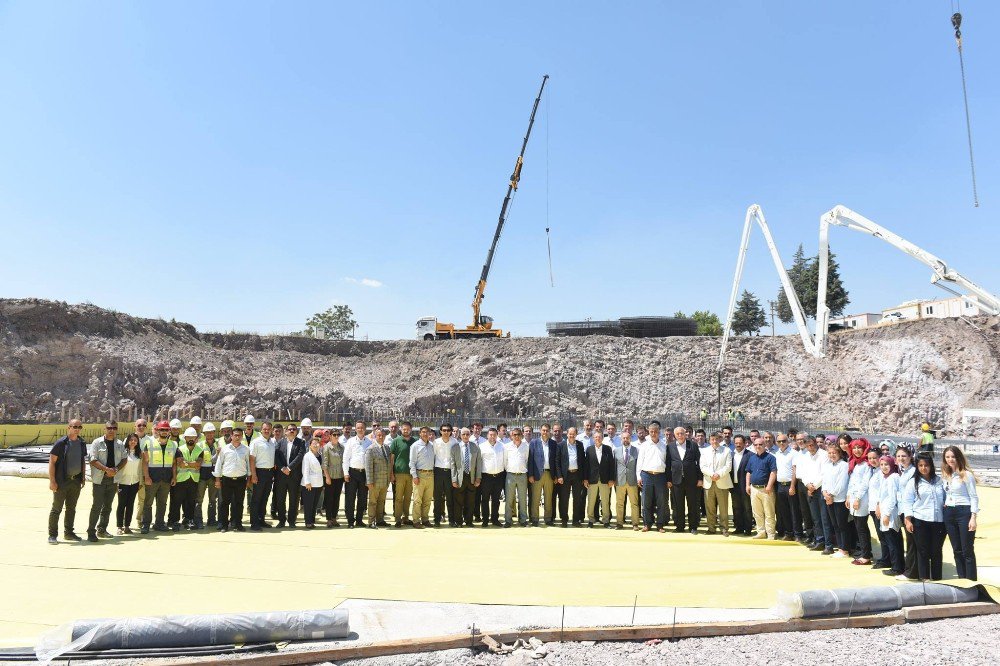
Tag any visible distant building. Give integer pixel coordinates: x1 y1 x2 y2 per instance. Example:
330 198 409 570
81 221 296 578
881 296 986 322
829 313 880 330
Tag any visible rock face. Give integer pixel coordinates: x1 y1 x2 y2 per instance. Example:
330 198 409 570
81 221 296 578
2 298 999 437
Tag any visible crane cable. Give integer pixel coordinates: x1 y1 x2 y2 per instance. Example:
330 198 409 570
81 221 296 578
545 80 555 287
950 8 979 208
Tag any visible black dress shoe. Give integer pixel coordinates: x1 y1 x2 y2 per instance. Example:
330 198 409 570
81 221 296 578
809 543 826 551
376 521 390 527
234 525 246 532
690 529 698 535
674 527 685 533
218 526 229 532
87 532 99 543
64 532 82 541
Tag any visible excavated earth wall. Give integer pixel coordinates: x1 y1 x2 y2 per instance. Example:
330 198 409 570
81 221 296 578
2 298 999 437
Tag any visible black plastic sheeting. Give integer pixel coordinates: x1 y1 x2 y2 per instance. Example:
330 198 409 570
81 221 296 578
0 642 277 662
795 583 979 618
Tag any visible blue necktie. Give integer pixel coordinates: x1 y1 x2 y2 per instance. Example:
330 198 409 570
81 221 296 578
463 445 470 474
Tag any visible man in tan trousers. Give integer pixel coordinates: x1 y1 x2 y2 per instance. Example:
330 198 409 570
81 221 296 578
364 428 391 529
408 426 436 528
700 431 734 535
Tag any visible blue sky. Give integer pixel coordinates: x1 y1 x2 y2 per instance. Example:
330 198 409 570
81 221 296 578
1 2 997 339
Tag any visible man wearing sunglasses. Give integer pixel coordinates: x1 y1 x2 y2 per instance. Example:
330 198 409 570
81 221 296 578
47 419 88 544
86 420 121 541
141 420 178 534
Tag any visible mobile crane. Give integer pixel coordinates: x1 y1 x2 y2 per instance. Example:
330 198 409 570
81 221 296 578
416 75 548 340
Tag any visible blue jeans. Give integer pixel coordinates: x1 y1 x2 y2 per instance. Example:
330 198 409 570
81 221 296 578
808 490 830 546
640 471 667 528
943 505 977 580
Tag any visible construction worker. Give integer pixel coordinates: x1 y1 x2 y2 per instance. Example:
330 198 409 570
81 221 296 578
133 418 155 530
141 420 177 534
195 422 220 528
699 408 709 429
919 422 936 453
166 418 184 523
170 427 203 530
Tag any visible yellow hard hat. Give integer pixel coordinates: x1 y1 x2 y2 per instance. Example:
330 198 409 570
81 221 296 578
921 423 930 432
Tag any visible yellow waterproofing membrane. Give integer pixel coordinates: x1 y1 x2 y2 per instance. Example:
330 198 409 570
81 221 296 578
1 477 996 646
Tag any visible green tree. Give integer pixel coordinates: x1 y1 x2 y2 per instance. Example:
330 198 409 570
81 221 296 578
776 244 810 324
804 248 850 318
304 305 357 339
691 310 723 336
731 290 767 336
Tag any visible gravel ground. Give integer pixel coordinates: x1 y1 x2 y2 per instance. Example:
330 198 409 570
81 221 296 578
334 614 1000 666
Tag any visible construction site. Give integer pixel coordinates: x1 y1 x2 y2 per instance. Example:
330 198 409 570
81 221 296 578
3 3 1000 666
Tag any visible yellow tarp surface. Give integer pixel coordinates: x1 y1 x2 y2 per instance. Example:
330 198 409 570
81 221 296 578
1 476 997 645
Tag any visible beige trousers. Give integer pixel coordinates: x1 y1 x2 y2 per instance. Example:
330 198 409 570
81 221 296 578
393 474 413 522
530 470 555 522
411 470 434 523
704 484 730 532
586 482 611 525
750 485 776 537
615 484 640 526
367 484 388 523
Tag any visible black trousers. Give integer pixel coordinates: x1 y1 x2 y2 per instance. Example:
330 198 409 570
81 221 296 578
872 512 890 564
344 469 368 525
912 518 947 580
473 482 483 520
88 479 117 533
274 472 301 524
671 478 700 531
826 501 850 550
453 473 476 526
775 482 792 535
885 527 905 573
853 513 873 559
795 481 814 538
731 485 752 534
324 478 344 522
116 483 139 529
302 486 321 526
557 469 586 524
219 476 247 528
168 479 199 525
902 513 918 578
944 505 977 580
640 472 668 528
250 469 273 527
433 467 454 523
480 473 503 523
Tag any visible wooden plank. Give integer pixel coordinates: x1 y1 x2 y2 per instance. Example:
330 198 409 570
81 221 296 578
904 601 1000 621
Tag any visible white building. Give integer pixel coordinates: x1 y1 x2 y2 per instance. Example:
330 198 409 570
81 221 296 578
829 313 881 329
881 296 986 322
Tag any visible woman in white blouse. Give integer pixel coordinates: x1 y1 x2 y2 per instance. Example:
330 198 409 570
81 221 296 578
941 446 979 581
300 433 325 529
875 455 904 576
846 445 876 565
114 433 143 534
822 445 850 558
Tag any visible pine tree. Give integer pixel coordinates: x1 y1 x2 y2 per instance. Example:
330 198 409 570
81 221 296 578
776 244 809 324
732 290 768 336
804 247 850 318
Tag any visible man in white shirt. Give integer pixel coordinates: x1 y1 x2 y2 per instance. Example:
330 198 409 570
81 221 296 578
478 428 505 527
213 428 250 532
342 420 371 528
795 437 829 551
497 424 512 445
792 432 816 544
557 426 587 527
432 424 457 526
773 434 801 541
730 434 753 535
248 421 276 531
584 431 615 528
503 428 530 527
637 421 669 532
576 419 593 445
700 432 734 536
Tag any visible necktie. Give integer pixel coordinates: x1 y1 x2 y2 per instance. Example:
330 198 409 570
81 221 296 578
463 444 470 474
624 446 629 466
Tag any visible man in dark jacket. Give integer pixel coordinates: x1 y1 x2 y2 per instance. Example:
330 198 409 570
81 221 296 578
557 427 588 527
47 419 88 544
730 434 753 535
275 424 307 527
583 431 616 528
668 426 703 533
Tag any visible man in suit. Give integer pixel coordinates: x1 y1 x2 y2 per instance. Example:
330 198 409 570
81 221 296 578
668 426 702 533
275 423 307 527
528 424 562 526
557 426 587 527
364 427 391 528
730 434 753 536
700 431 734 535
614 435 640 530
584 431 616 528
449 427 482 527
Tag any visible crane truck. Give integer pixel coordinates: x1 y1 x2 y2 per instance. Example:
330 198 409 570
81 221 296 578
416 75 548 341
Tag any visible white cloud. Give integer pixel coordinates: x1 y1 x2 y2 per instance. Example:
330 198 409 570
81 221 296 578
345 277 383 288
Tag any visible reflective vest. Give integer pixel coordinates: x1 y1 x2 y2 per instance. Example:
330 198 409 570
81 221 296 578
146 440 177 468
200 441 217 468
176 444 204 483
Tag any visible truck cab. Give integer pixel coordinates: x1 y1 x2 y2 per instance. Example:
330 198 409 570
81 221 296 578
416 317 438 340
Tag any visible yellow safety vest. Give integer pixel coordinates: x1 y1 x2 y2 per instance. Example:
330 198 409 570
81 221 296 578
146 440 177 468
176 444 204 483
200 441 216 467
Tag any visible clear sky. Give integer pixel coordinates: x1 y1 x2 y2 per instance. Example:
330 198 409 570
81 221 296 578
1 1 997 339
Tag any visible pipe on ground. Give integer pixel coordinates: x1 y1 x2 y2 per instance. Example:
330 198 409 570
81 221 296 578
779 583 979 618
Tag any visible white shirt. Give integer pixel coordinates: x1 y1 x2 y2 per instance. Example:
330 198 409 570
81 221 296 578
503 441 529 473
499 436 512 445
637 437 667 473
213 442 250 478
116 450 142 485
566 441 579 471
480 441 506 474
301 450 324 487
338 434 348 445
774 446 796 482
542 440 550 470
249 435 276 469
342 435 371 474
594 444 604 464
433 437 457 468
794 450 825 488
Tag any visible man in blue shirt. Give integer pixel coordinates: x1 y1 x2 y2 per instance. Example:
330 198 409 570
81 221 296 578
744 437 777 540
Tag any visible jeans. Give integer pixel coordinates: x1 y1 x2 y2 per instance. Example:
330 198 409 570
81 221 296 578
808 490 830 546
943 505 977 580
116 483 139 529
505 472 528 525
640 472 668 529
795 481 814 539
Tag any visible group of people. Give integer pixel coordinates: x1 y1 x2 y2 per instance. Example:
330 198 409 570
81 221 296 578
46 416 980 581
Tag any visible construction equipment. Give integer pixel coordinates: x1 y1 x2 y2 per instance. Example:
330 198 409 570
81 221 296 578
417 75 548 341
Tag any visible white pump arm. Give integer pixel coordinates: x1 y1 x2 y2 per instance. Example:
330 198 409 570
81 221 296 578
718 205 818 375
815 205 1000 355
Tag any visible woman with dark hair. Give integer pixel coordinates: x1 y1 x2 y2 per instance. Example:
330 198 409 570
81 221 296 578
903 452 947 581
894 445 919 580
836 433 852 457
300 432 325 529
876 454 905 575
846 440 875 565
866 449 890 568
822 444 850 558
941 446 979 580
115 433 142 534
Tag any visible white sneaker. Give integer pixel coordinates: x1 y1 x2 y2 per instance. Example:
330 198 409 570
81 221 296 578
894 574 910 581
832 550 847 558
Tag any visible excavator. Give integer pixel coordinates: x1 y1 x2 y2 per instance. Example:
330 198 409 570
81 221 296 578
416 75 548 341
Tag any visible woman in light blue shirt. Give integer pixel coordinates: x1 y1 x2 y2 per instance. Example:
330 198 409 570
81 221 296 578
847 446 876 565
903 452 947 581
942 446 979 581
894 445 918 580
822 445 850 558
875 455 904 576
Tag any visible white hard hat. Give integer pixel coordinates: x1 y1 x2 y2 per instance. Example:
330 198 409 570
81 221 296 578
300 418 313 428
190 416 202 425
243 415 255 424
202 422 216 433
169 418 182 429
220 420 234 430
183 427 198 439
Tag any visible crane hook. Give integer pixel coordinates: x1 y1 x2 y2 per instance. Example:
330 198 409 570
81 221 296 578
952 12 962 44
